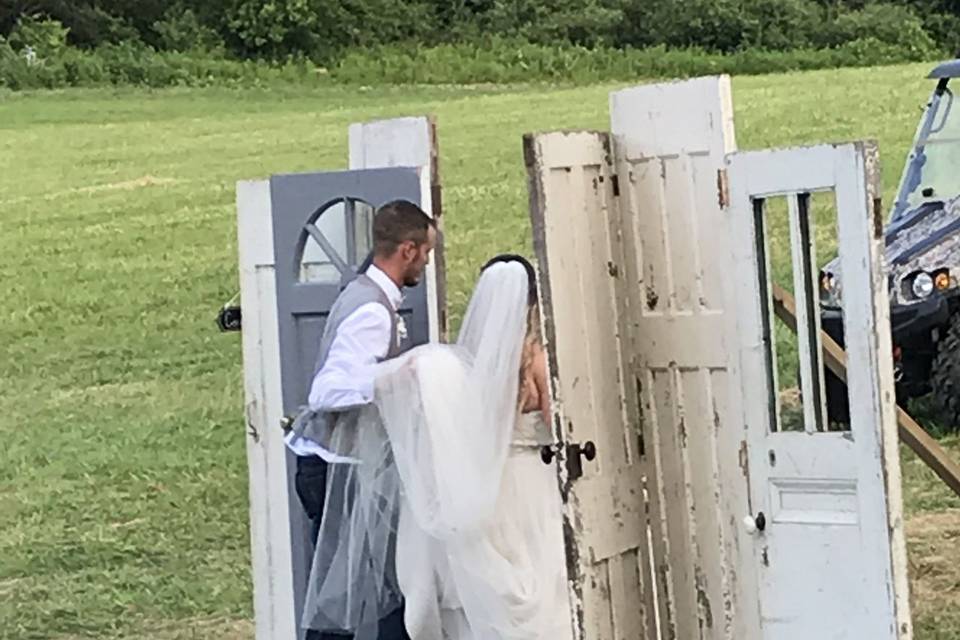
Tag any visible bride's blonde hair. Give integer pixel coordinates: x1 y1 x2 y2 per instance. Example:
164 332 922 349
518 301 542 404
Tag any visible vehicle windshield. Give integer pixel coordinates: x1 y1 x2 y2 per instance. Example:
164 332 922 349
894 82 960 218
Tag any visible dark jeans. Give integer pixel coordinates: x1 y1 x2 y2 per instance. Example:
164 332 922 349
296 456 410 640
303 605 409 640
295 454 328 546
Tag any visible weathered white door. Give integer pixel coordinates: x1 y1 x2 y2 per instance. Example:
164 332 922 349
525 129 657 640
726 142 912 639
610 76 750 640
524 76 756 640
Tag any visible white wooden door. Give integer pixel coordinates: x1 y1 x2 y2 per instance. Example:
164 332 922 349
525 130 657 640
609 76 751 640
726 142 912 640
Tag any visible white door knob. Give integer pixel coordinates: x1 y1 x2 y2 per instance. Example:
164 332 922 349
742 512 767 534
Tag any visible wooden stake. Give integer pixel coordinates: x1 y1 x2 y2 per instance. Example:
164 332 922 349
772 282 960 498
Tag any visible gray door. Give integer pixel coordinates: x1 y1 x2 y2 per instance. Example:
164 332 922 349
270 167 425 634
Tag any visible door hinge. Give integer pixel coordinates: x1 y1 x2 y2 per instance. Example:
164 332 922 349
872 196 884 239
717 168 730 209
245 402 260 443
217 292 242 332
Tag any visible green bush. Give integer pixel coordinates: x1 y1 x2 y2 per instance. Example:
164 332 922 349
620 0 753 53
152 8 224 53
0 37 28 90
0 33 317 90
820 4 938 56
617 0 941 55
0 11 949 92
331 38 939 86
0 36 939 92
7 14 70 57
59 46 109 85
739 0 823 51
920 11 960 57
480 0 624 48
224 0 323 60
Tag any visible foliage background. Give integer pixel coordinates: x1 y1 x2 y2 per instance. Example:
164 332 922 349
3 0 960 88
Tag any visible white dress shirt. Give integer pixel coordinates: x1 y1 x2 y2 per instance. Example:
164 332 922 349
284 265 403 462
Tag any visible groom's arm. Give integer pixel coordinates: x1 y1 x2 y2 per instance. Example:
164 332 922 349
308 303 392 412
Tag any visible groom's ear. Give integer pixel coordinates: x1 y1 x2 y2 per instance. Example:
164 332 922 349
399 239 419 261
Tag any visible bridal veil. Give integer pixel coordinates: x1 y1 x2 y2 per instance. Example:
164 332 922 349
302 261 539 638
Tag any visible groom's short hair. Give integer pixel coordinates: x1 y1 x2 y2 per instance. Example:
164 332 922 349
373 200 435 257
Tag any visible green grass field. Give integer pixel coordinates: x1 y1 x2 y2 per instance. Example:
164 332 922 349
2 63 960 639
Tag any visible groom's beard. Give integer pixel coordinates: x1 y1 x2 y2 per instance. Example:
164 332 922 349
403 265 425 287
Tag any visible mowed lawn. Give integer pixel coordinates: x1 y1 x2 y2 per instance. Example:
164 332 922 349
2 63 959 639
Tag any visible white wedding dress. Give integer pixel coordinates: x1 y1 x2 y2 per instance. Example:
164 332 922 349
398 410 573 640
306 261 573 640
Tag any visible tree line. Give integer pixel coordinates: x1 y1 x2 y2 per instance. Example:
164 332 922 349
2 0 959 64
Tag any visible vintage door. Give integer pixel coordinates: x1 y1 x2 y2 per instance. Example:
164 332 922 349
725 142 912 639
238 167 426 639
609 77 750 640
525 76 752 640
525 129 657 640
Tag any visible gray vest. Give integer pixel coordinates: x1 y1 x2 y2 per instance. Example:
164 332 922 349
289 274 406 446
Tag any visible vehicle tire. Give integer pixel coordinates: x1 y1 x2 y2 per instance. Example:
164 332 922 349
930 313 960 431
797 366 850 427
824 369 850 427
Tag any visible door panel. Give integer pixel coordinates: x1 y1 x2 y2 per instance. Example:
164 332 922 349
726 143 911 640
610 76 745 640
272 169 426 422
525 130 655 640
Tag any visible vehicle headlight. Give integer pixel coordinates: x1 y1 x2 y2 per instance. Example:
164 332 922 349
912 272 935 299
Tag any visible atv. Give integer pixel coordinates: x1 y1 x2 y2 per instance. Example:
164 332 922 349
819 56 960 429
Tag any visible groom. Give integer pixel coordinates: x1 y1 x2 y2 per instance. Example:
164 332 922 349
285 199 437 640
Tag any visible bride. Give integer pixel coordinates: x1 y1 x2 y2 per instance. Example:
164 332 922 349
305 255 573 639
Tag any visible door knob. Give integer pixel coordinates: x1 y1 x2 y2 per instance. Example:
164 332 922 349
280 415 295 432
581 441 597 461
566 441 598 480
540 442 596 465
743 512 767 534
540 445 557 465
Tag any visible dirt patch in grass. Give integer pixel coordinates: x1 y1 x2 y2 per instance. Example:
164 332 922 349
908 509 960 634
